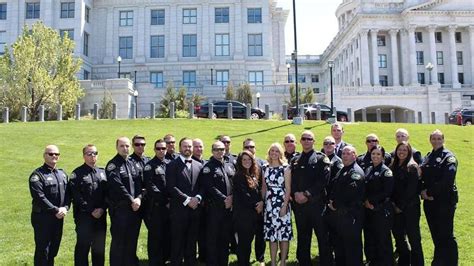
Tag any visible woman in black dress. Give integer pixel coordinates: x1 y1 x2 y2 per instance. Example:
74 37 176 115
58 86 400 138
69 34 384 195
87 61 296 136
233 151 264 266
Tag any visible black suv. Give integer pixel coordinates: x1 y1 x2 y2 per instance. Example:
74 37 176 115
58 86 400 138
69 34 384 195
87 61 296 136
195 100 265 119
448 108 473 126
287 103 349 121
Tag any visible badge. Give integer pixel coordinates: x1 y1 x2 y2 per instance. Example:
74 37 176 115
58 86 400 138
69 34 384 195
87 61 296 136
156 166 165 175
144 165 152 171
447 156 456 164
136 163 141 168
374 171 379 176
70 173 76 180
46 177 53 181
203 167 210 174
99 172 106 180
384 170 393 177
436 157 442 163
30 175 40 182
323 157 330 164
107 163 116 171
351 173 362 180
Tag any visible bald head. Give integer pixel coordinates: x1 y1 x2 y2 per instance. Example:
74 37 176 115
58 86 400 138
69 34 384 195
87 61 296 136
116 137 131 158
43 145 60 168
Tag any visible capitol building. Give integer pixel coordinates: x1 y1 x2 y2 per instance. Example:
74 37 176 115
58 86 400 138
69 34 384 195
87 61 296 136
0 0 472 122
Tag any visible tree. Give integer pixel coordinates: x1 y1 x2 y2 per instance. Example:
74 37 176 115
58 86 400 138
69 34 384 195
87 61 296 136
225 82 235 100
286 83 309 106
159 81 177 117
175 86 188 111
302 86 314 104
189 92 205 109
99 89 114 119
0 22 83 120
236 83 253 105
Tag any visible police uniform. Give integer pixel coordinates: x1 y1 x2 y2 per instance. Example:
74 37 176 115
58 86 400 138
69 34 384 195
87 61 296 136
29 163 70 266
363 164 394 266
224 153 237 166
143 157 170 266
200 157 235 266
357 151 392 172
165 152 179 161
290 150 332 266
326 161 365 266
70 164 107 266
421 147 458 265
284 151 300 163
106 154 144 266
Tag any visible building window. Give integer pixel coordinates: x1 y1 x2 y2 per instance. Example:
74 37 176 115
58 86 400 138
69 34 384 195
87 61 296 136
378 54 387 68
183 71 196 87
0 3 7 20
215 34 229 56
377 35 386 46
357 57 360 71
417 73 425 85
150 35 165 58
248 34 262 56
313 88 320 93
248 71 263 85
416 51 424 65
83 32 89 56
436 51 443 65
26 3 40 19
83 70 90 80
150 72 164 88
415 32 423 43
119 72 131 79
455 32 462 43
216 70 229 86
456 51 463 65
0 31 6 55
59 29 74 40
119 36 133 59
60 2 75 19
288 75 292 83
438 73 445 84
356 39 359 49
182 34 197 57
151 9 165 25
119 11 133 26
435 32 442 43
458 73 464 84
85 6 90 23
215 7 229 23
311 74 319 83
183 8 197 24
247 8 262 23
379 75 388 87
297 75 306 83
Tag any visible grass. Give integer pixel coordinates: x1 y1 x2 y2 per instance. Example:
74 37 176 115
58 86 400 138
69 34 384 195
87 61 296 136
0 119 472 265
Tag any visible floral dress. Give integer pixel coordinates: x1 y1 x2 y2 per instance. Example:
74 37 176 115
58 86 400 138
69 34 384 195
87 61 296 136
263 165 293 241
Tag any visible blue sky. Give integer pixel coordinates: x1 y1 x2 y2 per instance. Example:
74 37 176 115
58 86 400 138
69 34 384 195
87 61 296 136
277 0 340 55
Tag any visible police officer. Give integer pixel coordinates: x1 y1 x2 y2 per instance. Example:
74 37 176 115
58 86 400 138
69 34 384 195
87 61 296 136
219 135 237 165
290 130 332 266
143 139 171 266
283 133 299 162
326 146 365 266
70 144 107 266
106 137 144 266
29 144 70 266
164 134 179 160
421 129 458 265
363 145 394 265
201 141 235 266
357 133 391 172
391 128 423 165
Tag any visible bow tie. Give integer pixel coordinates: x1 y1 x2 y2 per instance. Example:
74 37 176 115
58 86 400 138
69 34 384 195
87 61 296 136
185 160 193 164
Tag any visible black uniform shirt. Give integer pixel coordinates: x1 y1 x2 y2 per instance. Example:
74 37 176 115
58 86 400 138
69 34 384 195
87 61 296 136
357 151 392 172
143 157 169 206
106 154 143 208
421 147 458 202
391 164 420 211
328 162 365 210
70 164 107 217
364 163 393 210
201 157 235 205
325 153 343 201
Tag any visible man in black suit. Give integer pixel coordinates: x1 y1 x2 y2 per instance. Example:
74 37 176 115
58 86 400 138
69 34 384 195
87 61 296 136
166 137 204 266
331 123 350 158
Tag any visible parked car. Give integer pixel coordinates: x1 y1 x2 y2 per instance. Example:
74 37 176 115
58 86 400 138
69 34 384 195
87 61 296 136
448 108 473 125
287 103 349 121
195 100 265 119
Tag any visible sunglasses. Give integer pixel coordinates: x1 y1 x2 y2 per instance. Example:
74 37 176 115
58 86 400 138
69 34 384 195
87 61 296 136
46 153 60 157
85 151 98 156
284 140 295 143
366 139 378 143
166 141 175 144
244 145 255 149
213 148 225 152
323 142 335 145
155 147 166 151
221 141 231 144
134 143 146 147
301 137 314 141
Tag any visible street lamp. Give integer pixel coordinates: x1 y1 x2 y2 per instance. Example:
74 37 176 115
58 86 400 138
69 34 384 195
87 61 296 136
425 62 434 85
256 92 261 108
210 68 214 85
291 0 301 124
286 63 291 83
328 60 335 119
117 56 122 78
133 89 138 118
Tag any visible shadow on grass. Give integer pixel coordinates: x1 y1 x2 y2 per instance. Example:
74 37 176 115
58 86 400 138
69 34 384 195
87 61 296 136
226 123 294 139
303 122 329 130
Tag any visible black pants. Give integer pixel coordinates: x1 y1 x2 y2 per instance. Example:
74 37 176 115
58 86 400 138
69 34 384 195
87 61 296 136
147 205 171 266
424 200 458 266
31 212 64 266
234 208 258 266
326 209 363 266
109 208 141 266
170 206 200 266
197 203 207 262
206 205 232 266
293 202 332 266
254 211 266 262
363 208 393 266
74 212 106 266
392 204 424 266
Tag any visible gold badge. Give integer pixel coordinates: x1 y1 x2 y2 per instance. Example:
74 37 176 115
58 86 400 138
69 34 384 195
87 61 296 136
144 165 152 171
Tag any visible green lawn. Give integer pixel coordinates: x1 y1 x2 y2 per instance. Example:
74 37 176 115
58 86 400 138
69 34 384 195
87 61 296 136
0 119 472 265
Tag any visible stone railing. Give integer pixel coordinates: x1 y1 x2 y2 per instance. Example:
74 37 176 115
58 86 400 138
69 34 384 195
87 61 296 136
338 86 428 95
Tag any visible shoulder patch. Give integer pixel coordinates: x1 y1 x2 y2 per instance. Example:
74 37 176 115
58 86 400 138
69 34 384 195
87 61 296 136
70 173 76 180
384 170 393 177
107 163 116 171
144 165 152 171
203 167 210 174
351 173 362 180
30 174 40 182
99 172 106 180
447 156 456 164
323 157 330 164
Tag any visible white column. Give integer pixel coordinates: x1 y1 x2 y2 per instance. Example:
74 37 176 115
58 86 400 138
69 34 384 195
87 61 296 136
370 29 379 86
233 2 243 60
448 25 460 88
389 29 400 86
135 6 146 63
407 26 418 85
469 25 474 85
168 5 178 61
359 29 371 86
104 7 114 64
200 3 210 61
427 25 439 84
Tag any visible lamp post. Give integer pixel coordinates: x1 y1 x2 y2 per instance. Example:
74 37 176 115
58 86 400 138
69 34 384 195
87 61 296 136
133 90 138 118
328 60 335 119
425 62 434 85
286 63 291 83
117 56 122 78
210 68 214 85
256 92 261 108
291 0 301 124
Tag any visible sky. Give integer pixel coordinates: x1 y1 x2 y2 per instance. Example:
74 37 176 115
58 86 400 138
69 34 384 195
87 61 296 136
276 0 341 55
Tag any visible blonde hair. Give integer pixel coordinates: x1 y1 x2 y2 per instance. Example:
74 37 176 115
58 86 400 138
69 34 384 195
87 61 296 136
266 142 287 165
